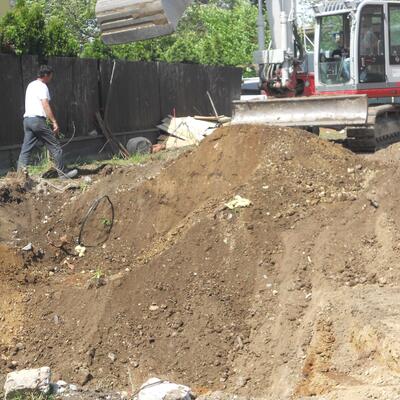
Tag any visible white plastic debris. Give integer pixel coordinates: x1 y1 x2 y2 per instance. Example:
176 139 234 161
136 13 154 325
4 367 51 399
75 245 86 257
225 195 252 210
138 378 193 400
22 243 33 251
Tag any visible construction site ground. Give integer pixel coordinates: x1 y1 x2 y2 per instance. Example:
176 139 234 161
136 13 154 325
1 124 400 400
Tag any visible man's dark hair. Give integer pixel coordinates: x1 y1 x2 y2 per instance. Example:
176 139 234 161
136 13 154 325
37 65 54 78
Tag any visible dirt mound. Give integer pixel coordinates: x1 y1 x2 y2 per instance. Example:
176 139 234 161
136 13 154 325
1 125 400 399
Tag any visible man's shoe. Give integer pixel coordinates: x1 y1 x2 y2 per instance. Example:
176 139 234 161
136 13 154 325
59 169 78 180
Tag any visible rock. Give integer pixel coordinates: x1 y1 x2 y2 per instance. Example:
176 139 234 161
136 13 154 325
15 343 24 352
235 376 250 388
69 384 79 391
138 378 194 400
108 352 117 363
77 367 92 386
4 367 51 399
369 199 379 209
378 277 387 286
22 243 33 251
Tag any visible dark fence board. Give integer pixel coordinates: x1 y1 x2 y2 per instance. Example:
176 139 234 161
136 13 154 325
47 57 99 138
21 55 39 92
159 63 208 117
100 60 160 133
158 62 242 118
0 54 24 146
206 65 242 116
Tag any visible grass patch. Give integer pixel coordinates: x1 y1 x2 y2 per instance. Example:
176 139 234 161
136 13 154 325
26 149 52 176
106 153 151 166
8 392 55 400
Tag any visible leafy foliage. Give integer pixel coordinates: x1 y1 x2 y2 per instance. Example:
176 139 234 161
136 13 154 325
0 0 262 69
0 0 46 55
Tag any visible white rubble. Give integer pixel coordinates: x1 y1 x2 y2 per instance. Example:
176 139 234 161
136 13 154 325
4 367 51 399
157 116 217 149
138 378 193 400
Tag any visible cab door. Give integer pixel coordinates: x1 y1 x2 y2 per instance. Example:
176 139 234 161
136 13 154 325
357 4 386 85
387 3 400 84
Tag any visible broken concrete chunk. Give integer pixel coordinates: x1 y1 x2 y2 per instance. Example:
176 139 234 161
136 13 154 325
22 243 33 251
138 378 193 400
224 195 252 210
4 367 51 399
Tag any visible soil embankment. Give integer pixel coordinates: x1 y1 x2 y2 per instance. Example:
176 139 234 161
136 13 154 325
1 125 400 399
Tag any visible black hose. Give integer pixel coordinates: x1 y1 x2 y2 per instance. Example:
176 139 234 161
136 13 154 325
78 195 115 247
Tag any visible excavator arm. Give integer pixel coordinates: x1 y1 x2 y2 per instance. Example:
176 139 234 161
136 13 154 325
96 0 193 45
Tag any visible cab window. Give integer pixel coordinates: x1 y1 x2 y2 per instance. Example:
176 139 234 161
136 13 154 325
319 14 351 84
358 5 385 83
389 4 400 64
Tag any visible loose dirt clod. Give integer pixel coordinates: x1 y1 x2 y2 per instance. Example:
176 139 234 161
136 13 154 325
1 125 400 399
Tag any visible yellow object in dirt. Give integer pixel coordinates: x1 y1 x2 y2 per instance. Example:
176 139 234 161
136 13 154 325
225 195 252 210
75 245 86 258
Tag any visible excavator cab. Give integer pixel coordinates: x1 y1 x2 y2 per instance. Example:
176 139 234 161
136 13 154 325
96 0 193 45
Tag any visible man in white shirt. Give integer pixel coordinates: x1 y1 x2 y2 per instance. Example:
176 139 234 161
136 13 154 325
17 65 77 179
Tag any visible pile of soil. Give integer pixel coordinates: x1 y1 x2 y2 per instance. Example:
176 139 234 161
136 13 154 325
1 125 400 399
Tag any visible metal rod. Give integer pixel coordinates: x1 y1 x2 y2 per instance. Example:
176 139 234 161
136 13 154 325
257 0 265 51
206 91 219 119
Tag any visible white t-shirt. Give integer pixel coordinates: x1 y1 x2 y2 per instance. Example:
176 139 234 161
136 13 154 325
23 80 51 118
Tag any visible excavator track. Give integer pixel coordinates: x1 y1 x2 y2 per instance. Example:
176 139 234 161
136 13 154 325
345 104 400 153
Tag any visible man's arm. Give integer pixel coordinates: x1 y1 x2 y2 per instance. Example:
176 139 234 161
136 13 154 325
41 99 59 134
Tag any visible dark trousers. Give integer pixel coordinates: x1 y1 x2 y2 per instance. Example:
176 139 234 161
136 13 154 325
17 117 64 173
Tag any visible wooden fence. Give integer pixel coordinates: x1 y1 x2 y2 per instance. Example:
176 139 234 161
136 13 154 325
0 54 241 171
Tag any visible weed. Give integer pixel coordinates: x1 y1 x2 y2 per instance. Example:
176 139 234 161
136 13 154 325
101 218 112 227
87 267 107 289
80 182 89 192
9 392 54 400
27 149 52 176
93 267 104 280
105 153 150 166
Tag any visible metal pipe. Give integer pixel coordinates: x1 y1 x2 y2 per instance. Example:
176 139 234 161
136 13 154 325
257 0 265 51
280 10 288 51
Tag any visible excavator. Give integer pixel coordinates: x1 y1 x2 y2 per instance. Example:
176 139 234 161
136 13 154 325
95 0 400 152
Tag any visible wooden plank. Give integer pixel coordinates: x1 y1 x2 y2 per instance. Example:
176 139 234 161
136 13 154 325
95 112 130 159
0 54 24 147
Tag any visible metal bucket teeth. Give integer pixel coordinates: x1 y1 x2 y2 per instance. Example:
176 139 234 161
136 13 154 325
96 0 193 44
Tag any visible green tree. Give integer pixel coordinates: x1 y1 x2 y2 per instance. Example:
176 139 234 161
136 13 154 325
0 0 46 55
1 0 262 69
45 16 80 56
104 0 260 67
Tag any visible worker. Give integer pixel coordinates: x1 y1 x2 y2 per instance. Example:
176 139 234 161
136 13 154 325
17 65 78 179
332 32 350 81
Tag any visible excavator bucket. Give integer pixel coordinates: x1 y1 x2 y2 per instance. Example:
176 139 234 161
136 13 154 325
96 0 193 45
231 95 369 127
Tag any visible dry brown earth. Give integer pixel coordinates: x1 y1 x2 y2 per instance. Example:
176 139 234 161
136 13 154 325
1 125 400 399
